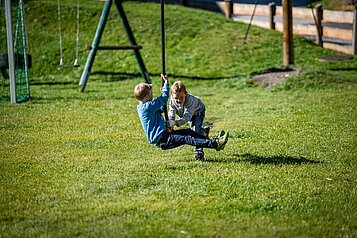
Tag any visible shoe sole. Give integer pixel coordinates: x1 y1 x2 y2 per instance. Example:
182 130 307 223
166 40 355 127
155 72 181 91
195 153 205 161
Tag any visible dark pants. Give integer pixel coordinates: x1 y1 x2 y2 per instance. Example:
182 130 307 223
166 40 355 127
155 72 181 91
156 129 217 150
189 109 206 154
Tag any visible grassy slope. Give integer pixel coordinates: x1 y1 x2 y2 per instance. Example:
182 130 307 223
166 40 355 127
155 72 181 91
310 0 355 10
0 0 356 237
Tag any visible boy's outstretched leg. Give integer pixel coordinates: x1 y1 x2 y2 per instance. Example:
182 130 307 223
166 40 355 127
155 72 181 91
156 129 229 153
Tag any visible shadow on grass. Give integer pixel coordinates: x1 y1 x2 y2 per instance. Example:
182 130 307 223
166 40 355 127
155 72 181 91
330 67 357 71
91 71 242 81
161 74 240 81
91 71 139 81
208 153 321 165
30 81 76 86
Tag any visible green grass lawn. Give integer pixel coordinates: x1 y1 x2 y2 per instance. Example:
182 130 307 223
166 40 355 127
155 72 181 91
311 0 355 10
1 0 356 237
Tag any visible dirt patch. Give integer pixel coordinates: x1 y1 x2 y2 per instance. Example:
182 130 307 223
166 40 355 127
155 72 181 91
252 67 301 89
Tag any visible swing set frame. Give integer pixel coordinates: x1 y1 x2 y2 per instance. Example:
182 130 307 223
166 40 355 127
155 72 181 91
2 0 31 103
78 0 150 92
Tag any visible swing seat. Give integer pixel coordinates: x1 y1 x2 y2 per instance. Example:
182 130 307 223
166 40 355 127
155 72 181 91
59 58 79 68
0 53 32 79
0 53 32 69
0 54 32 69
59 63 80 68
0 54 9 78
0 54 8 69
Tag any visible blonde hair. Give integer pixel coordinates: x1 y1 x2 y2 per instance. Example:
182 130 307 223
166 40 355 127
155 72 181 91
171 81 187 94
134 83 152 100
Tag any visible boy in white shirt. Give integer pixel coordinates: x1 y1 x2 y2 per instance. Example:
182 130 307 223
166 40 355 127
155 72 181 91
168 81 210 160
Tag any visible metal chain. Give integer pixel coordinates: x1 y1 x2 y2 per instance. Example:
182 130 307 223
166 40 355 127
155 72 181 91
14 0 20 50
74 0 80 66
243 0 259 44
19 0 30 94
57 0 64 66
57 0 80 67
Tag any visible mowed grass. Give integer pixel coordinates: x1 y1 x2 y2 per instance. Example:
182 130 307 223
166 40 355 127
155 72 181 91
0 0 356 237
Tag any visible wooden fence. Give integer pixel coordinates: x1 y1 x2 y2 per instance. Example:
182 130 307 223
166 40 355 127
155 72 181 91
217 2 357 55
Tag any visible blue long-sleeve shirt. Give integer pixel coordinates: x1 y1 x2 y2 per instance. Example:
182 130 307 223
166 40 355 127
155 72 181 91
137 83 170 144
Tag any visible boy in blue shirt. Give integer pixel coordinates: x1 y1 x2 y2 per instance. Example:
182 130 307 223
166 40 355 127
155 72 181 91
134 74 228 160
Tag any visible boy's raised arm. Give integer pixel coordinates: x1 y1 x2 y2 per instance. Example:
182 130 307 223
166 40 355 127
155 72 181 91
149 75 169 111
161 74 168 85
159 74 169 102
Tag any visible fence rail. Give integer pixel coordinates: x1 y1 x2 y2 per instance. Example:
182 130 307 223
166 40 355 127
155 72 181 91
217 2 357 55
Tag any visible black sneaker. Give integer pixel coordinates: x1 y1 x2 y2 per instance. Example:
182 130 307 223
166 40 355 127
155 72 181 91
195 151 205 161
203 126 211 137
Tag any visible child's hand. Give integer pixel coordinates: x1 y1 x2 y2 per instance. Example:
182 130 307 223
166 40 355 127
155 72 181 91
161 74 168 84
168 120 175 127
166 126 173 133
166 120 174 132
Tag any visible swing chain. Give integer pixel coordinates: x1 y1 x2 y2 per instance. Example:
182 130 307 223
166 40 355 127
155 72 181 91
57 0 80 67
75 0 79 66
243 0 259 44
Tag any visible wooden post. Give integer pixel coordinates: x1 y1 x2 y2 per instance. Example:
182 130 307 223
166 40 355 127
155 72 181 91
282 0 294 66
315 4 323 46
269 2 276 30
352 4 357 55
224 0 233 19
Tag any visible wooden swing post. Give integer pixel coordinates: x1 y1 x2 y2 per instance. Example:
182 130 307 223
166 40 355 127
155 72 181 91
282 0 294 66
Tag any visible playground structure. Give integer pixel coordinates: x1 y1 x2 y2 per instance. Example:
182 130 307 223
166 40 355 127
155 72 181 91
1 0 151 100
1 0 333 101
0 0 31 103
78 0 151 92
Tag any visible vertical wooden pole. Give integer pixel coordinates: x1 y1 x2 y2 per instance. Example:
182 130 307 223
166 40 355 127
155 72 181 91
315 4 323 46
5 0 16 103
224 0 232 19
282 0 294 66
269 2 276 30
352 4 357 55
